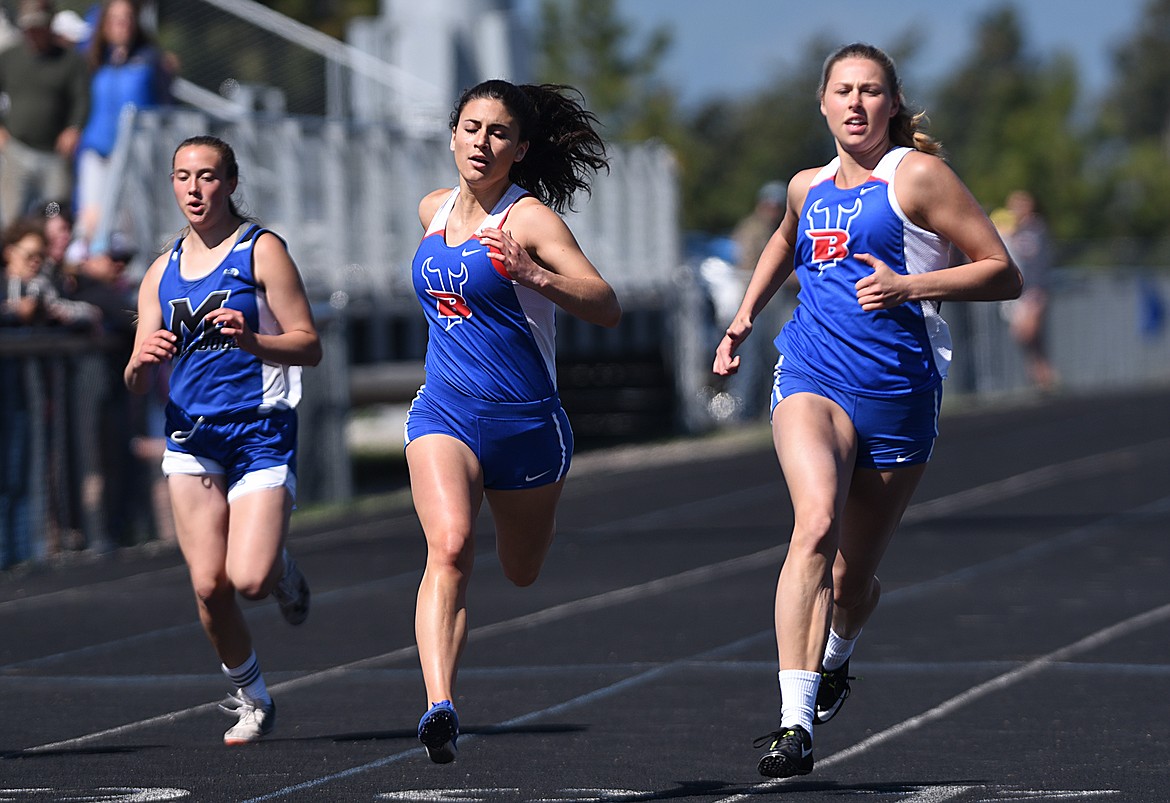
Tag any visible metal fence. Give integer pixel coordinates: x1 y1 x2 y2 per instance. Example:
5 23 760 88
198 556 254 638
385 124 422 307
672 266 1170 433
0 317 349 571
155 0 447 127
98 108 681 305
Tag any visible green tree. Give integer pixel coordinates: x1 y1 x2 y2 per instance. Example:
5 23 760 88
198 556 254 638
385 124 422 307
680 37 833 233
533 0 681 144
929 5 1086 242
259 0 379 39
1090 0 1170 261
679 33 925 233
1101 0 1170 143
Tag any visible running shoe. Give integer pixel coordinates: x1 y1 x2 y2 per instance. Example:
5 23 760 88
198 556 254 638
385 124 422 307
814 660 853 724
219 691 275 746
754 724 814 778
273 550 310 625
417 700 459 764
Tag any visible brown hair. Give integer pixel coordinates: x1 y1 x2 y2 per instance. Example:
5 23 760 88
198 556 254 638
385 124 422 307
87 0 152 70
818 43 942 157
2 217 46 251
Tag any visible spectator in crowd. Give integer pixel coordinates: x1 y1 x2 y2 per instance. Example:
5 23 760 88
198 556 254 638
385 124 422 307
733 180 788 281
725 179 790 419
1 215 97 329
0 0 90 228
65 233 139 550
994 189 1057 392
41 200 77 278
0 215 99 567
0 218 52 568
75 0 174 242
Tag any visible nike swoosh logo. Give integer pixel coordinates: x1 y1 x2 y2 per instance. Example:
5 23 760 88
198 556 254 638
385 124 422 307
894 451 922 463
859 186 880 195
462 248 482 257
802 744 813 759
525 469 553 483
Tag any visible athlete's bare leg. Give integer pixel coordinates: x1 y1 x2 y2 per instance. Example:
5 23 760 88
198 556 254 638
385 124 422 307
830 463 926 639
771 393 857 671
486 479 565 587
407 435 483 705
225 486 293 599
169 473 253 668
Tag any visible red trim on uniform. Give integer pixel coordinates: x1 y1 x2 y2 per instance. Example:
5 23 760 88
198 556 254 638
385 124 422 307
487 191 530 280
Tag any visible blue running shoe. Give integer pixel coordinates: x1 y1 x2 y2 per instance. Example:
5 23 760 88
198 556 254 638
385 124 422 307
417 700 459 763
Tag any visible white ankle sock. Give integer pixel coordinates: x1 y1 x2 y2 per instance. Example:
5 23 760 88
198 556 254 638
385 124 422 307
822 627 860 672
222 651 270 705
778 669 819 733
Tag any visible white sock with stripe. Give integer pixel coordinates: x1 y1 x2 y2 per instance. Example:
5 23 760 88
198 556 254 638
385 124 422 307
222 651 271 705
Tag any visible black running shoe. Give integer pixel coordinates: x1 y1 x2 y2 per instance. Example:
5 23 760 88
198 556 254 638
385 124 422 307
814 660 853 724
754 724 814 778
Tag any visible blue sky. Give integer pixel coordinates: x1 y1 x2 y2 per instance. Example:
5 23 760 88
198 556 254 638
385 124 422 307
518 0 1145 108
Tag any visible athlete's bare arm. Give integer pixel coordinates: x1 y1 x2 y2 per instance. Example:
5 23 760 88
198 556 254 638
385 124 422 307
856 152 1022 309
714 168 813 376
124 253 177 394
207 232 322 367
479 198 621 328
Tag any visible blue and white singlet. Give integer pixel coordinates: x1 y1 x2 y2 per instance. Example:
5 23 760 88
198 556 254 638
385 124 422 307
411 184 558 403
777 146 954 397
158 224 301 419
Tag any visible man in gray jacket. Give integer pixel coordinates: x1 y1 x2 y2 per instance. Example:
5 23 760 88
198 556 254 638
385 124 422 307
0 0 90 228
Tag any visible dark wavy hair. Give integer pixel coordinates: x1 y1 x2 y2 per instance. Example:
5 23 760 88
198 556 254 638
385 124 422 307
818 43 942 157
450 80 609 213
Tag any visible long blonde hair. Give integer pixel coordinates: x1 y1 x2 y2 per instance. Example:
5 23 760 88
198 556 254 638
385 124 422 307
818 43 942 157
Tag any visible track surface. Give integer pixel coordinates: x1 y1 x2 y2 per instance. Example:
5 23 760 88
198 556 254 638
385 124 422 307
3 387 1169 802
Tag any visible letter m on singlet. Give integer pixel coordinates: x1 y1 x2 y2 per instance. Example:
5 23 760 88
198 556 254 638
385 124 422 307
169 291 231 337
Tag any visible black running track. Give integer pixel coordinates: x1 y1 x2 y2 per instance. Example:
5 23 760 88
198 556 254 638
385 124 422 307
4 386 1170 802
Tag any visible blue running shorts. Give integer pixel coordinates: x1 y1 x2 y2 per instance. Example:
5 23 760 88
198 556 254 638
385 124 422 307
161 403 298 503
770 357 941 470
404 377 573 490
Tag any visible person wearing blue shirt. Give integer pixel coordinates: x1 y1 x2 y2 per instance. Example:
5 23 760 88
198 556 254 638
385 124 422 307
75 0 172 241
405 80 621 764
124 136 320 746
713 43 1023 779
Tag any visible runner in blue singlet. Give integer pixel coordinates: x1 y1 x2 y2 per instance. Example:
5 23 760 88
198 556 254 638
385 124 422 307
713 44 1023 779
124 136 321 747
405 80 621 765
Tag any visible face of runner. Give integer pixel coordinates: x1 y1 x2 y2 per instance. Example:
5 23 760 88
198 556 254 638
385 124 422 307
171 144 238 230
449 97 529 187
820 56 898 156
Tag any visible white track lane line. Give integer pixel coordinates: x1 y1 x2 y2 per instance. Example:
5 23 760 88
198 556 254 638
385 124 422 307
15 446 1167 759
712 599 1170 801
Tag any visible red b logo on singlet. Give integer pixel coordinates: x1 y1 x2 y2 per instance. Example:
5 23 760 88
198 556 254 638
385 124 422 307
421 257 472 330
807 229 850 263
804 196 863 274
